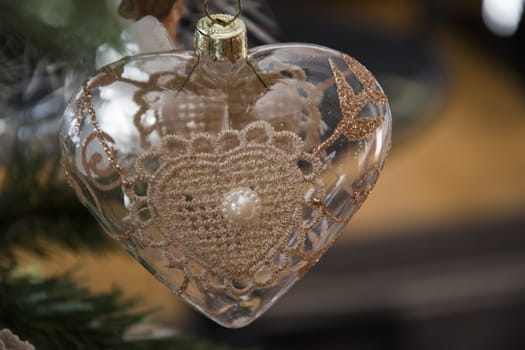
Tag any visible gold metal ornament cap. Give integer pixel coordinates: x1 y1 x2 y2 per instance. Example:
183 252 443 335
194 14 248 62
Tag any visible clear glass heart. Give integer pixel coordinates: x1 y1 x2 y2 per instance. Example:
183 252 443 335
60 41 391 327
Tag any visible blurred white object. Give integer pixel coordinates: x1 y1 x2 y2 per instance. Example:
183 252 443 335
65 0 278 101
0 329 35 350
482 0 524 37
96 16 176 68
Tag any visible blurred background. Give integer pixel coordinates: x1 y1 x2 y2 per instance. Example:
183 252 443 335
1 0 524 349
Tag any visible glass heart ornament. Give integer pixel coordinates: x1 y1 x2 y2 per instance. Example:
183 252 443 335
60 12 392 328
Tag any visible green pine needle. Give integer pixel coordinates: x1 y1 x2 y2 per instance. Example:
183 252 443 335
0 0 122 62
0 145 116 257
0 269 243 350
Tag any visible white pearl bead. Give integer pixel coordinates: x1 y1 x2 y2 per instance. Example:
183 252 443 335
222 188 262 226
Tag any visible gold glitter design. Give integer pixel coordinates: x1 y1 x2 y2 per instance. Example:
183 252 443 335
297 164 382 278
116 227 137 241
351 165 382 211
314 54 387 155
122 121 326 296
74 83 126 186
310 198 346 223
81 131 121 191
63 165 88 206
62 161 105 214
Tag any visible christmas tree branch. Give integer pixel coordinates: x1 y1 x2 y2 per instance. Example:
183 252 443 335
0 0 121 62
0 144 116 257
0 268 244 350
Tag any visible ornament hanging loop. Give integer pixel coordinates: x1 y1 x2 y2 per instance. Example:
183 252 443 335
204 0 242 26
196 0 247 61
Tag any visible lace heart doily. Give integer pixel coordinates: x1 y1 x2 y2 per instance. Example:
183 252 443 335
122 121 325 296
